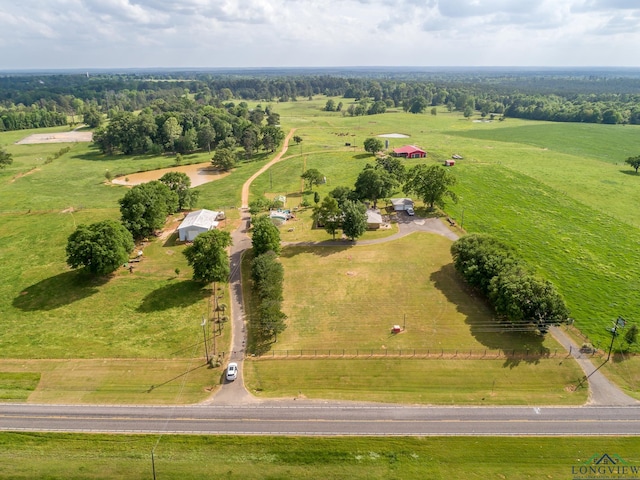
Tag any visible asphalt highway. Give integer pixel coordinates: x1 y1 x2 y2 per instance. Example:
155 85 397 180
1 402 639 436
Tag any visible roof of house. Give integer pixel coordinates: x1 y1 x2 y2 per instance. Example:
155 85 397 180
178 209 220 231
366 209 383 224
390 198 414 207
393 145 426 155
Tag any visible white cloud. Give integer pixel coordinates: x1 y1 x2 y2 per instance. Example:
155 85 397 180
0 0 639 68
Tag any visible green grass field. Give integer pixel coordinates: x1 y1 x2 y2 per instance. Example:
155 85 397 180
1 98 640 403
0 433 638 479
245 358 585 405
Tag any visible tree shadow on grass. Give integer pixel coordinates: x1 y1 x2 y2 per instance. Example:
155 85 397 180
280 245 352 259
619 169 640 177
13 270 109 311
137 280 210 313
430 264 549 367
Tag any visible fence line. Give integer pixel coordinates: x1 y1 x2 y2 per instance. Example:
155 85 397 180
247 347 599 360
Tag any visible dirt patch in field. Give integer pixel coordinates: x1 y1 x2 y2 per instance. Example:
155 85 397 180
11 168 40 183
16 131 93 144
377 133 410 138
112 163 230 188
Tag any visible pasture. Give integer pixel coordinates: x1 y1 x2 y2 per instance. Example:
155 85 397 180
1 433 639 479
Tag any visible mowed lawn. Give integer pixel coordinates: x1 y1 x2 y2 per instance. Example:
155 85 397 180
276 234 558 353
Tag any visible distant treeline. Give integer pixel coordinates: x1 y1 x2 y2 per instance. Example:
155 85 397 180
2 71 640 131
0 107 68 131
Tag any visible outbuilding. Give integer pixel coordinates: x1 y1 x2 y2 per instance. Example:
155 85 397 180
392 145 426 159
177 209 222 242
366 209 383 230
390 198 414 211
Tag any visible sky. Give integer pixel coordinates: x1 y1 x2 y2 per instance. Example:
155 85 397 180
1 0 640 70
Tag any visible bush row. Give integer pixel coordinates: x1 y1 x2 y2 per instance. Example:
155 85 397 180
450 233 569 334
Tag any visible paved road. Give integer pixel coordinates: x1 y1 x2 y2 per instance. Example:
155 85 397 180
2 402 640 435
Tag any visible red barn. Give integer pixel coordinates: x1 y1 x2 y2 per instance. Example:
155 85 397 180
392 145 426 158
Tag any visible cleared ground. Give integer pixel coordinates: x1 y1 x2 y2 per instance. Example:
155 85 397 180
16 131 93 144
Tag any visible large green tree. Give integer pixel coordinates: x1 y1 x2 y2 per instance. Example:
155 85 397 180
251 214 281 256
301 168 325 190
376 156 406 183
341 200 367 241
261 125 285 152
183 229 232 284
66 220 134 276
405 164 457 210
354 167 397 208
315 195 341 239
0 147 13 169
363 138 384 156
211 147 236 171
197 125 216 153
169 172 199 207
625 155 640 173
159 171 199 211
119 181 178 240
251 251 284 302
162 116 182 152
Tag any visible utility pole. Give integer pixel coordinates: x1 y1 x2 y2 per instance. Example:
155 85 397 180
201 316 209 364
607 316 626 361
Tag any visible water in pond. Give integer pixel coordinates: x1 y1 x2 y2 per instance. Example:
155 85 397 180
112 162 230 187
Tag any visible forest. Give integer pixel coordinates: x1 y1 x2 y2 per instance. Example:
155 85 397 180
2 68 640 132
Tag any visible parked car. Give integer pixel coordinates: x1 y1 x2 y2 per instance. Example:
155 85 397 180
406 207 415 216
226 362 238 381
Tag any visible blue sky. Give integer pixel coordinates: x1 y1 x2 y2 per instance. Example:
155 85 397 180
1 0 640 69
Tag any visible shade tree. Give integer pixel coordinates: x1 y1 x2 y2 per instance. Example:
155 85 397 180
66 220 134 276
119 181 179 240
183 229 232 284
301 168 325 190
404 163 457 210
159 171 199 211
251 214 281 256
341 199 367 241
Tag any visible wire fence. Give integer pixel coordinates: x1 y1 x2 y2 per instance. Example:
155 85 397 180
249 347 602 360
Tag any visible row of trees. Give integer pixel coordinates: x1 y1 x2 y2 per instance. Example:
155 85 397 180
250 216 287 348
92 102 284 160
450 234 569 334
6 71 640 130
0 107 68 131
